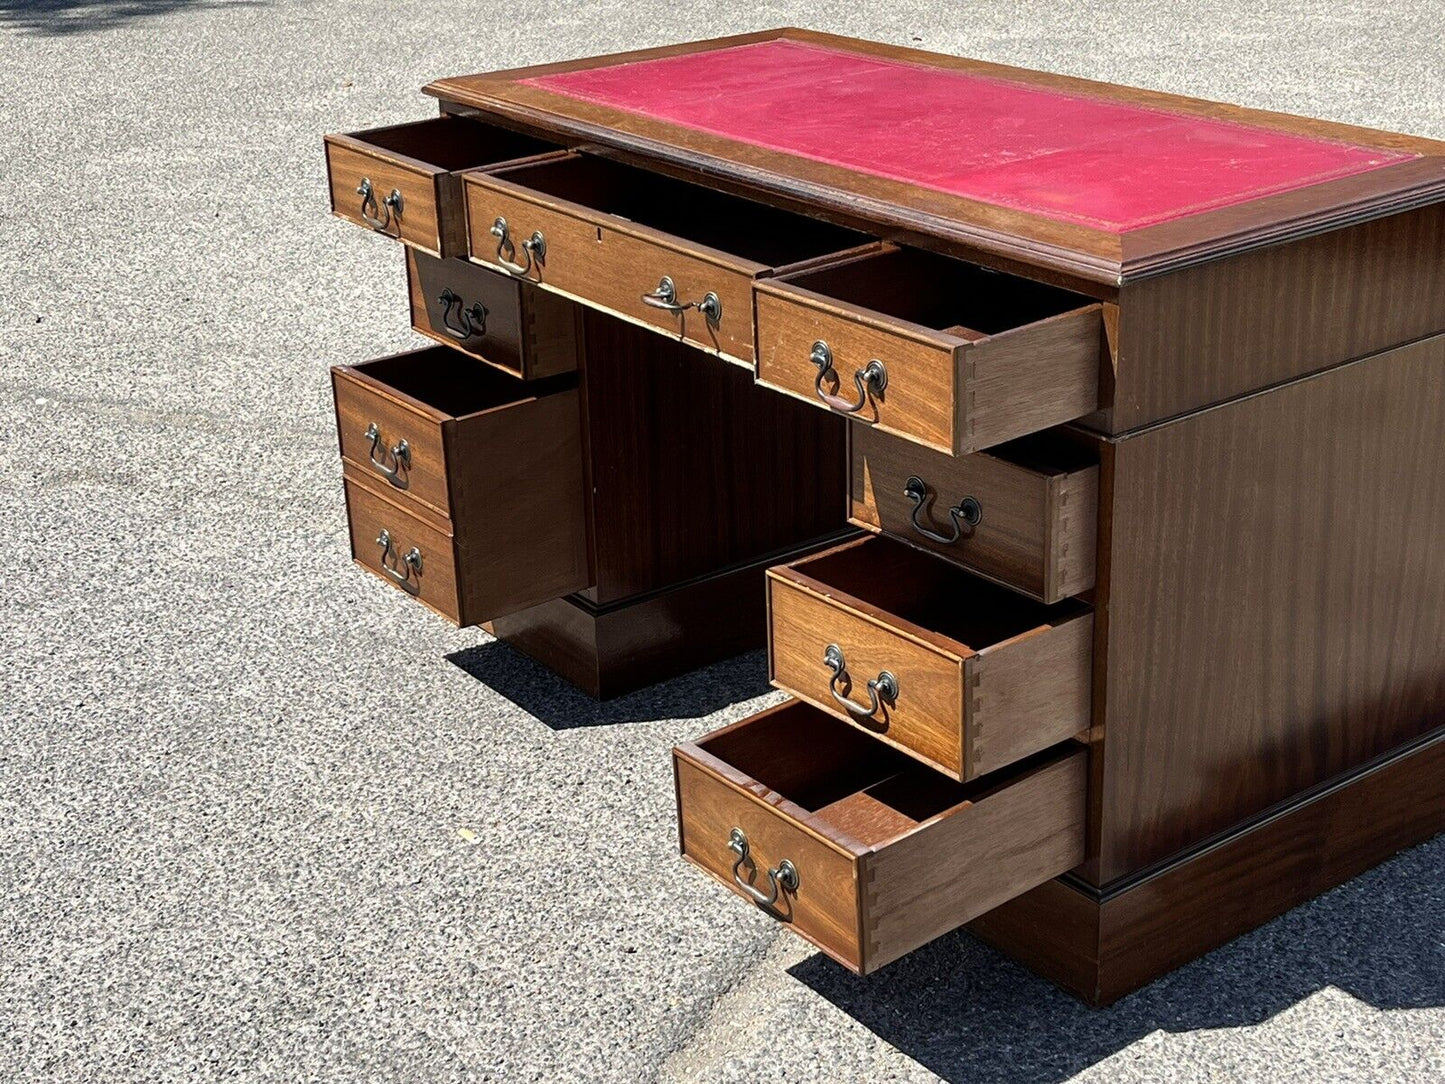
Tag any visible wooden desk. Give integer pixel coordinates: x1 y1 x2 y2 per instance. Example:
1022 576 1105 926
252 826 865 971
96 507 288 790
323 29 1445 1003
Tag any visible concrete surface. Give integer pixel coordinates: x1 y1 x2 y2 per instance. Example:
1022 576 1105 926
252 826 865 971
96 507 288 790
2 1 1443 1080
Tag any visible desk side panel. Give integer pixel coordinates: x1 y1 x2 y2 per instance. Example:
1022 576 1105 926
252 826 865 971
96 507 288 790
1111 202 1445 432
1098 333 1445 880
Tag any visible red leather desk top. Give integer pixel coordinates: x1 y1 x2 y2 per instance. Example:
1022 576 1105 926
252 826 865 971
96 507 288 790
524 40 1411 233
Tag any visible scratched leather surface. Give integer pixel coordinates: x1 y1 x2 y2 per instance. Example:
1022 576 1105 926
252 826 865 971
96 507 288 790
526 39 1411 231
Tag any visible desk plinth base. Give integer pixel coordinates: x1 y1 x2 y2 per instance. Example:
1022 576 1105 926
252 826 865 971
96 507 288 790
487 536 851 699
969 726 1445 1005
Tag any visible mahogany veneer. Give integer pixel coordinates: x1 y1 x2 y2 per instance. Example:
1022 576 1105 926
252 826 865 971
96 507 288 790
324 29 1445 1004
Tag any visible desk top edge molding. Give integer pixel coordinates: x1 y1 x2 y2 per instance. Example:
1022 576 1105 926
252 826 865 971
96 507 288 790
424 27 1445 288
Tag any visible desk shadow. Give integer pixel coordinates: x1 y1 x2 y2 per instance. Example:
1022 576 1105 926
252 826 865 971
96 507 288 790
789 834 1445 1083
1 0 264 36
446 641 774 730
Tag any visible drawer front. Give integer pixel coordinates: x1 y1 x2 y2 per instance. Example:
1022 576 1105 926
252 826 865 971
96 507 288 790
849 425 1099 603
755 287 958 453
344 473 461 622
406 250 579 380
332 366 451 521
675 754 865 969
464 177 760 363
325 138 448 254
768 571 968 778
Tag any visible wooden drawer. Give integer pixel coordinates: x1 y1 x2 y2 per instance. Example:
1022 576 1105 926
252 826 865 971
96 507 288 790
767 536 1092 781
462 153 871 365
344 469 466 622
325 117 563 257
674 699 1086 975
406 249 580 380
755 246 1104 454
850 425 1099 603
333 347 590 625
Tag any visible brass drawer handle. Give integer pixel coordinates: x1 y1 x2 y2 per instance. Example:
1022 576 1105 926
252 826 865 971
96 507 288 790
490 216 545 278
823 643 898 723
357 177 403 234
904 475 982 545
375 528 422 594
810 341 886 415
641 276 723 328
438 288 487 340
363 422 410 488
727 827 798 914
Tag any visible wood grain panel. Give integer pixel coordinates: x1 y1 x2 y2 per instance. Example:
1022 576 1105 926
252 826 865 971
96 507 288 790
756 248 1102 454
448 384 590 623
1112 202 1445 431
768 536 1094 780
576 310 848 603
767 567 968 777
343 467 461 622
326 139 447 253
864 749 1086 972
406 249 580 379
464 171 758 363
754 284 959 453
332 364 451 521
970 613 1093 777
962 305 1103 452
849 424 1098 602
1099 333 1445 880
463 155 865 364
971 725 1445 1005
325 117 566 257
676 753 866 970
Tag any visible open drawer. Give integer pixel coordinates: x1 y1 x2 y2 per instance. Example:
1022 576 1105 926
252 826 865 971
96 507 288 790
462 153 873 365
755 246 1104 454
325 116 564 256
850 425 1099 603
674 699 1087 975
332 347 589 624
767 536 1092 781
406 249 580 380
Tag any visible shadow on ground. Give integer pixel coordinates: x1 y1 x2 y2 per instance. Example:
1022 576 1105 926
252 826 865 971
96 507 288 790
446 642 775 729
0 0 262 35
790 833 1445 1083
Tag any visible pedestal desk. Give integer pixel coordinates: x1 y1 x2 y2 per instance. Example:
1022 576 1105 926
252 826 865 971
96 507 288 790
323 29 1445 1004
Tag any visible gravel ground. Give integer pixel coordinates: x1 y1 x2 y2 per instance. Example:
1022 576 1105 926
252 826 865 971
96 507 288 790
2 1 1443 1081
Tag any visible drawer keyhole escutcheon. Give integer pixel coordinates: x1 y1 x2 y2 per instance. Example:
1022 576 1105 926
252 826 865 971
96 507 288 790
727 827 798 915
490 217 546 278
810 341 887 415
641 276 723 328
356 178 403 234
438 288 488 340
823 643 899 724
363 422 411 488
375 528 423 593
903 476 982 545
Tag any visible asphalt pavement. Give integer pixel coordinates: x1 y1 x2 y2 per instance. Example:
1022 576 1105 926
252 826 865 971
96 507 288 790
3 0 1443 1080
